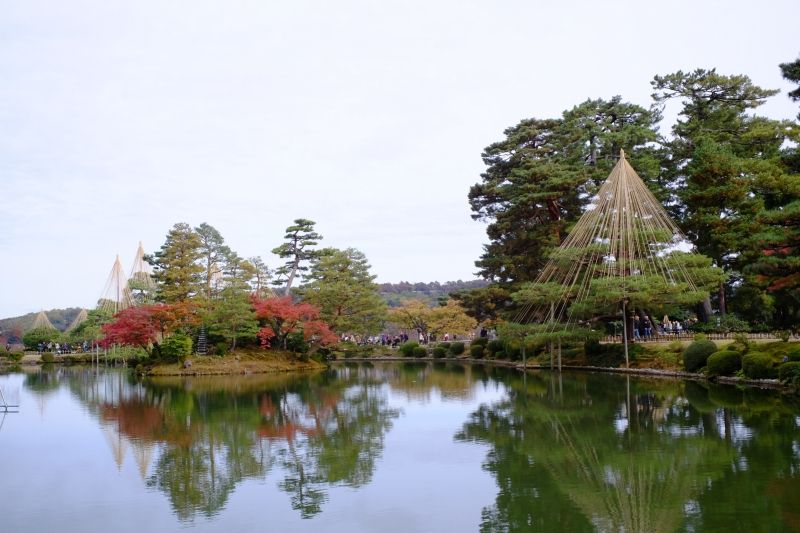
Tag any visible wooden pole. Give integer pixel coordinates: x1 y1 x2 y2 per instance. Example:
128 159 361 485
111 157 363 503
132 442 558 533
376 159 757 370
622 299 630 368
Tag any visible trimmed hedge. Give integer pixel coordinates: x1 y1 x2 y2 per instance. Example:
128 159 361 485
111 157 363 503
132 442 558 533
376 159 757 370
399 342 419 357
683 339 718 372
449 342 465 356
487 340 504 357
432 347 447 359
741 353 776 379
470 345 485 359
706 350 742 377
412 346 428 358
778 361 800 385
471 337 489 348
161 333 193 363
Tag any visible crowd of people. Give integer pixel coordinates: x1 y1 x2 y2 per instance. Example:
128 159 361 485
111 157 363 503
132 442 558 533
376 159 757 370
340 327 498 347
36 340 95 354
631 316 697 340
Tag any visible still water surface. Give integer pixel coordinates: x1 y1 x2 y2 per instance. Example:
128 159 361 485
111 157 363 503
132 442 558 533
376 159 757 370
0 363 798 532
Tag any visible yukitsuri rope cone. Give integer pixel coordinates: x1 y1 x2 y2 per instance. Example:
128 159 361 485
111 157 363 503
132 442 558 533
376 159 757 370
31 309 57 331
512 150 714 365
65 308 89 332
128 241 155 292
98 255 133 314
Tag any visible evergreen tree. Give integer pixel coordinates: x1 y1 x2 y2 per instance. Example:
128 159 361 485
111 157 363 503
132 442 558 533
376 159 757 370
299 248 387 335
652 68 796 315
195 222 230 300
272 219 322 294
469 97 659 285
248 256 273 297
149 223 204 303
779 56 800 119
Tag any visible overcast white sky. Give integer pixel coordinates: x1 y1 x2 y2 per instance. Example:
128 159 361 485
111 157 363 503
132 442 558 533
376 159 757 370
1 0 798 317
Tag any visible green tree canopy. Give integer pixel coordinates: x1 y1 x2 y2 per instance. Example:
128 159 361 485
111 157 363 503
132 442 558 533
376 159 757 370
298 247 387 335
148 223 204 303
272 218 322 295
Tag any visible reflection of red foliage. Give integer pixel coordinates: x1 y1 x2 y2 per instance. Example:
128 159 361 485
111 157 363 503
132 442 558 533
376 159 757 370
101 303 200 354
251 296 337 348
100 400 194 447
767 477 800 530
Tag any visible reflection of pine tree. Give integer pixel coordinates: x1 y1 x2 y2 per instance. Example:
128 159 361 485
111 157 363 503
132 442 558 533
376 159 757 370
456 374 737 532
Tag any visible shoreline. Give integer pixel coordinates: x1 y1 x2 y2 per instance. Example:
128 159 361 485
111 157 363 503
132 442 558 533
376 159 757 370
3 352 792 392
332 356 790 392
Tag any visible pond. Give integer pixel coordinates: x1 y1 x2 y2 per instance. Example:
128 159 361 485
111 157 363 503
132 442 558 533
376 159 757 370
0 363 798 532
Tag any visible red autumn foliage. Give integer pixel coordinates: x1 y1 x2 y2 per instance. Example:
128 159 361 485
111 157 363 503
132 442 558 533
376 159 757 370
101 302 201 355
251 295 337 348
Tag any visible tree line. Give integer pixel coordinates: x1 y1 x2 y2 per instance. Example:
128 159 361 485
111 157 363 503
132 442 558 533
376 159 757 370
464 59 800 333
85 219 477 358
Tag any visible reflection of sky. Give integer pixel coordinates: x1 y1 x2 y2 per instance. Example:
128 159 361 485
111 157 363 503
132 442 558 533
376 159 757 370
0 371 504 533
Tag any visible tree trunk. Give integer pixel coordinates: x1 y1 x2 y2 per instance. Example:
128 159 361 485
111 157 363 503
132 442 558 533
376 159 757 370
718 282 727 316
546 199 561 242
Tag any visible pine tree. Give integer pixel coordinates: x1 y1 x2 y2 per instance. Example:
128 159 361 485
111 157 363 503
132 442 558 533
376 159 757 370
148 223 204 303
469 97 659 285
298 248 387 335
272 219 322 294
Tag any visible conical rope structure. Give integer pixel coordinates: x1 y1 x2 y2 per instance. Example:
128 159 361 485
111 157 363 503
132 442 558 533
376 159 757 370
128 241 155 305
98 255 134 315
65 308 89 333
514 150 713 337
31 310 57 331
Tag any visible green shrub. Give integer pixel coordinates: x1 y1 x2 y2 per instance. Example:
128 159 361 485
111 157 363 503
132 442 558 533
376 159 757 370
215 341 228 356
683 339 718 372
161 333 193 363
777 361 800 385
741 353 776 379
776 330 791 342
732 333 751 354
494 351 506 359
584 340 640 368
22 328 59 350
399 342 419 357
471 337 489 347
470 345 485 359
706 350 742 377
412 346 428 358
41 352 55 363
787 347 800 362
432 347 447 359
6 351 23 363
449 342 465 356
286 332 309 353
487 340 504 356
438 342 451 350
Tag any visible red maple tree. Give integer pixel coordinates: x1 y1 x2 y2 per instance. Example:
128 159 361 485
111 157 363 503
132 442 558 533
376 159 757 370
251 295 337 349
101 303 201 356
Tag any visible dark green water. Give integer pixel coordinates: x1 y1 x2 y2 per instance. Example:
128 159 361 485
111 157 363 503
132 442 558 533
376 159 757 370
0 363 798 532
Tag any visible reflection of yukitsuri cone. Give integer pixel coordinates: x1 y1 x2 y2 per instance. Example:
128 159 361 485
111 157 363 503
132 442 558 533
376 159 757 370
65 308 88 333
132 440 155 480
103 424 128 470
545 416 695 533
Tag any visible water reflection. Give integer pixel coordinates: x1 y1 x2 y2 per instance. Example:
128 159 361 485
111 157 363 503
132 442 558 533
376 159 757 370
457 372 800 532
32 367 400 521
16 364 800 531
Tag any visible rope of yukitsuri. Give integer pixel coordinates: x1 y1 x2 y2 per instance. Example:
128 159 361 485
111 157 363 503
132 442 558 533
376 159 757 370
514 150 699 336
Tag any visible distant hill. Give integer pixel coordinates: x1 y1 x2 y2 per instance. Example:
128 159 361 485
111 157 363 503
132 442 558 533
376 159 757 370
378 280 489 307
0 307 83 337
